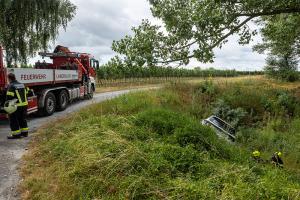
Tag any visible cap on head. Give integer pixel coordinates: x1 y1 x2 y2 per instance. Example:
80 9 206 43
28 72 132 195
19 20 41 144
252 150 260 157
8 73 16 82
277 152 282 157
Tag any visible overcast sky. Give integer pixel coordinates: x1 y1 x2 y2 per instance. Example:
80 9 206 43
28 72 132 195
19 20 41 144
36 0 267 71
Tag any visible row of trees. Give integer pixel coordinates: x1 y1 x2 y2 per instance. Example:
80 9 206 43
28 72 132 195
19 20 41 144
97 51 262 81
96 64 262 80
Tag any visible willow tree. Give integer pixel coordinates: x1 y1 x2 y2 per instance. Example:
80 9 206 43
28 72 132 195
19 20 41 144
110 0 300 67
0 0 76 65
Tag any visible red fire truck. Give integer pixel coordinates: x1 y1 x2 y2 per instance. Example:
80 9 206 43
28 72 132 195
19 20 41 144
0 46 99 118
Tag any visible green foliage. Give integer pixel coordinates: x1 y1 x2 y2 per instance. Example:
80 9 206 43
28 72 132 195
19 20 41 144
264 55 299 82
254 14 300 82
237 118 300 172
197 80 217 95
174 122 237 160
97 92 158 115
254 14 300 58
213 99 247 128
276 91 297 116
21 80 300 200
215 85 300 126
20 63 33 68
144 142 204 175
111 20 164 67
97 64 243 80
134 108 189 135
0 0 76 64
108 0 299 66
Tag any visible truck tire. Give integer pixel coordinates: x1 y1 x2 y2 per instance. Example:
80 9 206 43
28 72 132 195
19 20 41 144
86 85 94 99
42 92 56 116
57 90 69 111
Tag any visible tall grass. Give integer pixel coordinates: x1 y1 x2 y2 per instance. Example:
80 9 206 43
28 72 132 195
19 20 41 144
21 80 300 200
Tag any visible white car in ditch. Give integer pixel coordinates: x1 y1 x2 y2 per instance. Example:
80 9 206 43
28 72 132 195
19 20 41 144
202 115 236 142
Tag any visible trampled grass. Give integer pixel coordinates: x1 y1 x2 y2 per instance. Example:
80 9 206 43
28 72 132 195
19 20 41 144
21 79 300 200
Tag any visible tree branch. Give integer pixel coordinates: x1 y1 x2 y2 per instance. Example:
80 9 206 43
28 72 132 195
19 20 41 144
169 18 238 52
149 6 300 65
155 16 254 64
172 40 198 51
238 8 300 17
210 16 254 49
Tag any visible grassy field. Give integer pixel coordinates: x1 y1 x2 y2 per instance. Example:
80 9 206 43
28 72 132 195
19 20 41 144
21 77 300 200
96 77 242 87
95 75 300 93
94 76 243 93
95 84 162 93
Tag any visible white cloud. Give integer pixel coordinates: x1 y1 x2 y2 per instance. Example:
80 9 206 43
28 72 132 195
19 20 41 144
195 35 267 71
31 0 267 70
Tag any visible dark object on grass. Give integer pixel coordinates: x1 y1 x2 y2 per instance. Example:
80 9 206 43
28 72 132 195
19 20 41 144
202 115 236 142
271 152 284 168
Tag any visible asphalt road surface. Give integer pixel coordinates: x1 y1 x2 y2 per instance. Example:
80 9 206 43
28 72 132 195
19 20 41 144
0 89 152 200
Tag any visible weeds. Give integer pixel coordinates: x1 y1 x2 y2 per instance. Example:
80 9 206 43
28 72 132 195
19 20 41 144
21 79 300 200
134 108 190 135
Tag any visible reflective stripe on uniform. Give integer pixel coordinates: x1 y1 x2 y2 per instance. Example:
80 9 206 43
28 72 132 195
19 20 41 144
15 90 28 107
7 91 15 97
17 102 28 106
26 87 30 94
24 89 28 101
11 129 21 135
21 127 29 132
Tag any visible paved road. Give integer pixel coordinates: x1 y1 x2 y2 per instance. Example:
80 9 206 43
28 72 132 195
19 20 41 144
0 89 149 200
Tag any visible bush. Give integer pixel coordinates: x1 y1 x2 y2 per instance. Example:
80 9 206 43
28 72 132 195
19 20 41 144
264 55 299 82
143 143 204 176
174 122 236 160
134 108 190 135
219 86 276 126
236 128 260 145
213 99 247 128
197 80 216 95
276 91 297 116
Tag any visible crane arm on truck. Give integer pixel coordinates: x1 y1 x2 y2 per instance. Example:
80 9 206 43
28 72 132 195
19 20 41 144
39 53 88 75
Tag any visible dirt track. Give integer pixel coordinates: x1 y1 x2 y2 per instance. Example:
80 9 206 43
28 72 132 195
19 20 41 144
0 89 154 200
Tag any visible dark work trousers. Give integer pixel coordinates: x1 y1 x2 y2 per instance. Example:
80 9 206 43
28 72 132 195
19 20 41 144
8 106 28 135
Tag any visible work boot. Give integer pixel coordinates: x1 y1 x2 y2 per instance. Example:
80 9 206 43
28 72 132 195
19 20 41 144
21 132 28 137
7 134 22 139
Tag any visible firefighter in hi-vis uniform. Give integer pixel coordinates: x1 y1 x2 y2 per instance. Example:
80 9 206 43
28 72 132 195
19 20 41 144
6 73 29 139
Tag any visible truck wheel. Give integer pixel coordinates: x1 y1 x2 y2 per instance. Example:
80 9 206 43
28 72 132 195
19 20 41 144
42 92 56 116
87 85 94 99
57 90 69 111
